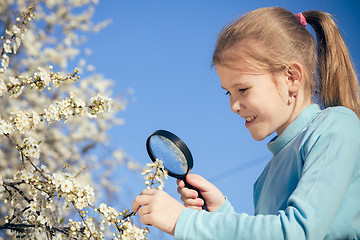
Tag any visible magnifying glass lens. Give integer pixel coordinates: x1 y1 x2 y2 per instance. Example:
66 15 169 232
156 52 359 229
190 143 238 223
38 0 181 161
146 130 207 211
148 135 188 175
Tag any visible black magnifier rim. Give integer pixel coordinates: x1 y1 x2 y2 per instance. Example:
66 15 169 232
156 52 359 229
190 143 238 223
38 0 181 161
146 130 193 179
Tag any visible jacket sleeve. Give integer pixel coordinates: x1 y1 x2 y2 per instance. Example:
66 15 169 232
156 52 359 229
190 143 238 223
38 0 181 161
213 197 235 214
174 110 360 240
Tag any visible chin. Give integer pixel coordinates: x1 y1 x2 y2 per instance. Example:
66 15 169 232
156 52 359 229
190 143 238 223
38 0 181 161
251 134 266 141
250 131 271 141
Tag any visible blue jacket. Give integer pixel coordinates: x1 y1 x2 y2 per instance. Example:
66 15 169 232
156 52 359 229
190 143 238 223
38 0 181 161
175 104 360 240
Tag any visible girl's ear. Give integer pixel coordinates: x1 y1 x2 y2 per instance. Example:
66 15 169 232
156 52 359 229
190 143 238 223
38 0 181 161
284 63 303 94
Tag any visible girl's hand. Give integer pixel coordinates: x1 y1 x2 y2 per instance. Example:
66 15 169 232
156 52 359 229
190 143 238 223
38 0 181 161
177 174 225 212
132 189 185 236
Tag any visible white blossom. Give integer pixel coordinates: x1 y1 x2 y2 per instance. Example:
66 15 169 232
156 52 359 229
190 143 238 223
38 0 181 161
32 111 41 126
37 67 52 87
84 184 95 204
52 172 64 188
0 78 6 96
5 29 12 36
10 110 42 133
88 93 113 118
3 43 12 53
75 197 87 209
1 54 9 68
61 179 73 193
37 212 48 224
0 119 13 134
29 200 38 212
11 111 31 133
9 86 24 99
12 25 21 34
142 159 168 190
13 36 21 54
21 137 41 160
16 169 31 181
99 203 108 217
9 76 19 85
122 221 148 240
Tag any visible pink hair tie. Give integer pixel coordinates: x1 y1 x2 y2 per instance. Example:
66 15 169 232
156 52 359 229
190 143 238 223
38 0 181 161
296 12 307 27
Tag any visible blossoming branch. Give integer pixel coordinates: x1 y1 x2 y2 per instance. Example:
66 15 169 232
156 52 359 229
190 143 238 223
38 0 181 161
0 2 151 239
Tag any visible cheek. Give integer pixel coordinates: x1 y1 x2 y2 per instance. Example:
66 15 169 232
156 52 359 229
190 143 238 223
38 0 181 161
274 80 290 104
267 82 289 106
260 92 290 122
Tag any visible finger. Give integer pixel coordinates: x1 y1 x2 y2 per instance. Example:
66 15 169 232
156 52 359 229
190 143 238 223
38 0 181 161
140 188 157 196
186 174 212 192
181 196 204 207
177 187 198 199
138 204 151 217
177 186 183 194
132 195 143 212
139 212 153 226
188 206 202 211
132 194 151 212
177 179 185 188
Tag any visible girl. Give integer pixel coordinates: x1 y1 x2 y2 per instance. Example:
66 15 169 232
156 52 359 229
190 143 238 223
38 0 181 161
132 7 360 239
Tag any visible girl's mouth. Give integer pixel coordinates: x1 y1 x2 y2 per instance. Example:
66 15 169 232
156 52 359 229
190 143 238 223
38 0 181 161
245 116 256 122
245 116 257 127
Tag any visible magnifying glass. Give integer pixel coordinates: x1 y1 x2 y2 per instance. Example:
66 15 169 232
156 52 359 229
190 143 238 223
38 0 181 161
146 130 207 210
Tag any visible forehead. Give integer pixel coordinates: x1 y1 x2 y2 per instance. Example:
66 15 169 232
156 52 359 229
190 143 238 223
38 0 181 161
215 52 271 76
216 65 252 89
216 63 266 80
216 63 278 89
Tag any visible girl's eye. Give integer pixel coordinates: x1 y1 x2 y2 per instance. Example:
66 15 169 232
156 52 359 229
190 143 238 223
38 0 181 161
224 88 248 96
239 88 248 94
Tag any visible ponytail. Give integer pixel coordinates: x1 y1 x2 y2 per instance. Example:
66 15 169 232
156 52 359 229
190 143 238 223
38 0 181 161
303 11 360 118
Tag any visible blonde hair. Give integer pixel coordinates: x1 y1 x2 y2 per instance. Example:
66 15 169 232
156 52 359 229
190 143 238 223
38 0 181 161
212 7 360 118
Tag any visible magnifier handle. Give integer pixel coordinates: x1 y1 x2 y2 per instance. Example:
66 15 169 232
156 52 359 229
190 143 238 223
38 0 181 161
183 178 208 211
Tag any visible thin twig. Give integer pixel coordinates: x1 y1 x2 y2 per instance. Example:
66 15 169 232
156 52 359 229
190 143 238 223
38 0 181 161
4 133 49 181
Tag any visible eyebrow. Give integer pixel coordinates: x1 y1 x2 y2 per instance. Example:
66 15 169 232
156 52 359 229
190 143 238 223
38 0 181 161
222 82 248 90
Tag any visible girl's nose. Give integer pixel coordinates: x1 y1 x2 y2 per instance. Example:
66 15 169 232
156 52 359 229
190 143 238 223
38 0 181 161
230 97 241 114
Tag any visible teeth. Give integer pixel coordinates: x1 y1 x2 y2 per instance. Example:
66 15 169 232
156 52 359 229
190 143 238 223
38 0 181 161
245 116 256 122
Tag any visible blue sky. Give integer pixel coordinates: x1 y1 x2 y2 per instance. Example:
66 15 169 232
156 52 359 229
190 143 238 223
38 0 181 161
85 1 360 238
